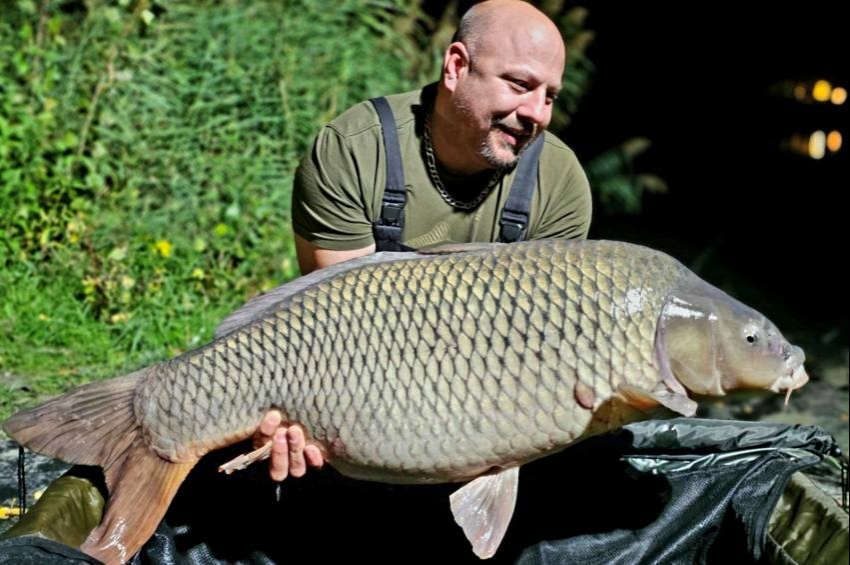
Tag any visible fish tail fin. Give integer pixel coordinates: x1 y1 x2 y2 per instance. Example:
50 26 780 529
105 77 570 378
3 369 197 564
81 439 194 564
3 369 145 468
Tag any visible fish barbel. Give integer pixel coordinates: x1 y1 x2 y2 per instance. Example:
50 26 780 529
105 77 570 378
3 239 809 563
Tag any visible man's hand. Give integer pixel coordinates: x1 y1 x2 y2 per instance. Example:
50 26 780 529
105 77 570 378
255 409 324 481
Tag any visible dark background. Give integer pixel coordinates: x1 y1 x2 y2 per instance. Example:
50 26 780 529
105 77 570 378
566 3 848 348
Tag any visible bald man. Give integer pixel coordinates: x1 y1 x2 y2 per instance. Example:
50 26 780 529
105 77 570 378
258 0 592 482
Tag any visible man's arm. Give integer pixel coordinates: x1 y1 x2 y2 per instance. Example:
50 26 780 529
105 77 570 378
295 235 375 275
290 123 377 270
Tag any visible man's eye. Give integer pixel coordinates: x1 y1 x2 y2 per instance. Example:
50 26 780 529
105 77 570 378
510 79 528 91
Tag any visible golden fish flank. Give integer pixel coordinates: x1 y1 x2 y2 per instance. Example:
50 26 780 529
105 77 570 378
3 239 808 564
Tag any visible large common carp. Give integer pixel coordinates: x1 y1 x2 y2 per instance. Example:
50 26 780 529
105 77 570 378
3 239 809 564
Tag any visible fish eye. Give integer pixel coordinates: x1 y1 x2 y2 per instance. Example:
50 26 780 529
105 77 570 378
742 324 760 345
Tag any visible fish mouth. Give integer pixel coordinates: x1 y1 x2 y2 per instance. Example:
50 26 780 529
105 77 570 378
769 363 809 407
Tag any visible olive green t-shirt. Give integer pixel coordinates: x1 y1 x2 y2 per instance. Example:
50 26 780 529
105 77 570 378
292 84 592 250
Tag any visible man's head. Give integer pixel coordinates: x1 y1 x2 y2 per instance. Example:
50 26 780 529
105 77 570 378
435 0 565 174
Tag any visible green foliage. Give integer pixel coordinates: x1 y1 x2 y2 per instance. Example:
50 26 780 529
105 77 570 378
0 0 435 420
585 137 668 215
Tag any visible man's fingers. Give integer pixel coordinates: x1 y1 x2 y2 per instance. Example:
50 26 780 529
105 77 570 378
252 415 323 481
287 427 307 478
269 427 290 482
259 410 283 437
304 445 324 469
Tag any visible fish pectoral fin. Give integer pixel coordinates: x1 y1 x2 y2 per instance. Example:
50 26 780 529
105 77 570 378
618 384 697 417
449 466 519 559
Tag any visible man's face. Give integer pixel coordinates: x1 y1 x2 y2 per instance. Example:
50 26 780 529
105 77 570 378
449 28 565 169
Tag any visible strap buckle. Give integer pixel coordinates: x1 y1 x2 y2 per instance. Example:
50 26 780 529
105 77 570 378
499 220 525 243
381 201 404 226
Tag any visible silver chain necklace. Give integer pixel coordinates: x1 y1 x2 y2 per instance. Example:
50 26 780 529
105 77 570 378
423 113 503 210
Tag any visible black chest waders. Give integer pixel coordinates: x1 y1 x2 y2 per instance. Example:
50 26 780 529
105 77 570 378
368 97 544 252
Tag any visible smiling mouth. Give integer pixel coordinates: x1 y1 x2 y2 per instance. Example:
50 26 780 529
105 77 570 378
495 125 532 147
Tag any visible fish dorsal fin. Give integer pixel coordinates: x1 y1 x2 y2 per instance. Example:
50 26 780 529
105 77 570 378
417 242 506 255
618 384 697 417
214 251 419 338
449 466 519 559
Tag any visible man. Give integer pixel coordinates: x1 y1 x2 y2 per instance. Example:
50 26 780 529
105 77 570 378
2 0 591 560
255 0 591 484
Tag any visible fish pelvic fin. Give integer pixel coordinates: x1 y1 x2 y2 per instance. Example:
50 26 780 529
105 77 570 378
449 466 520 559
618 384 697 417
81 438 194 565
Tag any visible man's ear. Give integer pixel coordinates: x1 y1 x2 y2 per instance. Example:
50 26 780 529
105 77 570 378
442 42 470 92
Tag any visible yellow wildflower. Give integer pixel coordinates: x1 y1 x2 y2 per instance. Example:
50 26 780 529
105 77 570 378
110 312 130 324
82 277 100 295
154 239 172 258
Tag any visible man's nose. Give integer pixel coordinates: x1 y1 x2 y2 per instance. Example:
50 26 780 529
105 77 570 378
516 88 550 128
